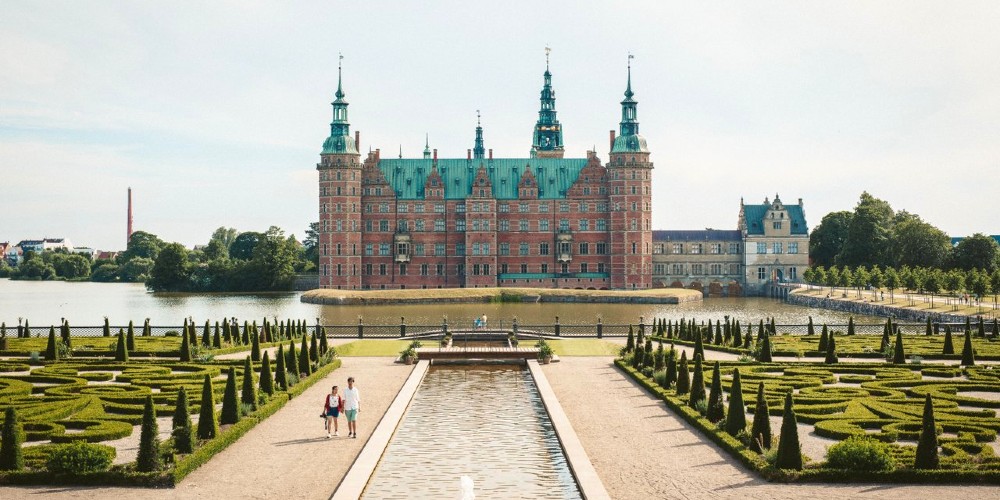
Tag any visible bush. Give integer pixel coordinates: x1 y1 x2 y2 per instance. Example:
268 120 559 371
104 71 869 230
688 355 706 410
775 392 802 470
172 386 194 454
46 441 115 474
725 368 747 437
706 361 725 423
136 396 161 472
114 329 129 362
298 334 311 376
259 350 275 396
241 356 258 411
179 328 192 362
826 436 896 472
1 407 24 471
274 344 288 391
750 382 772 452
915 394 939 469
220 367 240 425
676 351 690 395
197 374 218 440
45 326 59 361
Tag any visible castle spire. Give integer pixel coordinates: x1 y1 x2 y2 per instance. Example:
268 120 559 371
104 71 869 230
321 53 358 155
531 47 564 158
473 110 485 159
610 53 647 153
423 133 431 159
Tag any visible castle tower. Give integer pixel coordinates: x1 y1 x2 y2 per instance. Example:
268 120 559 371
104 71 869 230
530 47 565 159
607 55 653 289
473 111 485 159
317 55 363 289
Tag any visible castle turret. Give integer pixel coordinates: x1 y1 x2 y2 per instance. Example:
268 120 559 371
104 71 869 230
607 55 653 289
317 55 363 289
473 111 485 159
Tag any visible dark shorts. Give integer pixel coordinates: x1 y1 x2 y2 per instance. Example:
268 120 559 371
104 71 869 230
326 408 340 418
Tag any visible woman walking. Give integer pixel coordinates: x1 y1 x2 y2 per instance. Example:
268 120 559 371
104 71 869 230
323 385 343 438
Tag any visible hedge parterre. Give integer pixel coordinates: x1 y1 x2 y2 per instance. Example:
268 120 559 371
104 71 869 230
620 342 1000 482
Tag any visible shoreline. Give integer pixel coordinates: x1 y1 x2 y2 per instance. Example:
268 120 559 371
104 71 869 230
789 288 997 322
301 286 703 306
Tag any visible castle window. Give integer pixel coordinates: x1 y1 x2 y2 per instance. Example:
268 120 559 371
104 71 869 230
398 203 408 213
692 264 704 275
519 203 529 213
729 243 740 254
672 264 684 274
434 203 445 213
758 267 766 280
379 220 389 232
434 219 445 231
415 243 424 256
456 203 466 213
559 202 569 213
632 243 637 254
521 264 529 273
456 244 465 256
710 244 722 254
773 221 782 230
596 219 607 231
579 219 589 231
729 264 740 275
710 264 722 275
773 242 783 254
456 220 466 232
539 219 550 231
499 220 510 231
519 220 529 231
559 219 569 231
539 243 550 255
415 219 425 231
499 243 510 256
414 203 425 213
579 242 589 255
380 264 387 275
757 242 767 254
420 264 428 276
789 242 799 254
539 203 550 213
379 244 390 256
690 243 702 254
435 243 445 256
499 203 510 213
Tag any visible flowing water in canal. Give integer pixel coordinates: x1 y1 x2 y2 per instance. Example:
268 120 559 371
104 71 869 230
361 365 580 499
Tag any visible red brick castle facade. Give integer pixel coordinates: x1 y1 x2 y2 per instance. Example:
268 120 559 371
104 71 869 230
317 56 653 290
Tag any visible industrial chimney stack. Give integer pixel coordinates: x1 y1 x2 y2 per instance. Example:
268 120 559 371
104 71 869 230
127 187 133 247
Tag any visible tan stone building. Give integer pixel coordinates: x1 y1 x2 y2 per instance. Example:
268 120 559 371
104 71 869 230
651 194 809 296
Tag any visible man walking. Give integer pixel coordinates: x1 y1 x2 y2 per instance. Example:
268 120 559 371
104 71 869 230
343 376 361 438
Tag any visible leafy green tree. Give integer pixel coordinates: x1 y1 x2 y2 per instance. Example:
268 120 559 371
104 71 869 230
136 396 161 472
90 263 120 282
837 192 894 268
852 266 869 298
809 211 853 268
118 257 154 282
868 266 884 294
943 270 965 307
949 233 1000 271
15 258 56 280
884 267 900 303
924 268 942 307
197 374 218 440
171 386 194 454
891 215 951 268
303 222 320 266
750 383 772 452
148 243 191 291
246 227 298 290
229 231 262 261
825 266 840 294
51 253 91 279
0 408 24 471
914 394 939 469
838 266 853 292
121 231 165 262
725 368 746 436
775 392 802 470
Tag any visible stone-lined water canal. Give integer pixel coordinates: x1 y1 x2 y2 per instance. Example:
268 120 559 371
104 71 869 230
361 365 581 499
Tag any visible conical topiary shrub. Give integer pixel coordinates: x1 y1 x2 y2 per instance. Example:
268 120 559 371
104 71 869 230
824 332 838 364
309 332 319 363
241 356 258 411
172 386 194 454
143 318 151 337
251 327 261 363
626 325 635 352
750 382 772 452
127 320 136 351
61 320 71 349
222 320 232 344
0 407 24 471
914 394 939 469
818 325 829 353
943 326 954 355
319 326 329 356
880 319 891 352
275 344 288 390
179 327 192 362
774 392 802 470
688 355 706 410
136 396 161 472
706 361 725 423
847 316 856 335
693 325 705 362
103 317 111 337
725 368 746 436
286 341 299 379
45 326 59 361
259 351 274 396
241 321 250 345
807 316 814 336
961 329 975 366
111 329 129 363
676 351 690 395
663 347 676 389
892 330 906 364
220 367 240 425
925 317 932 336
213 322 221 348
202 321 211 347
758 328 772 362
197 374 217 440
298 334 311 376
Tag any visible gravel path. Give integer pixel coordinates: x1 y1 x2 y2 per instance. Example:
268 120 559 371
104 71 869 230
542 356 999 500
0 357 412 500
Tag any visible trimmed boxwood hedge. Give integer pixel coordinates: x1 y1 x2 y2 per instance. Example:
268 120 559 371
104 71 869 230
615 358 1000 484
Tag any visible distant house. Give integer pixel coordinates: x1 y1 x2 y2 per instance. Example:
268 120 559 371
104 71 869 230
950 235 1000 247
16 238 74 254
96 251 119 261
72 247 96 258
2 243 23 266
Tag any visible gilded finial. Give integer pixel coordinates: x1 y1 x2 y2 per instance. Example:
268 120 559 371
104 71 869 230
477 109 481 127
545 46 551 70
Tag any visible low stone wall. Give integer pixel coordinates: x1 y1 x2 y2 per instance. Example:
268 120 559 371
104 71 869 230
788 291 970 323
302 287 703 306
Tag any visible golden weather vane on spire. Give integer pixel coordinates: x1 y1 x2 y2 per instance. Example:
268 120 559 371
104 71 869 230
545 45 551 68
476 109 481 126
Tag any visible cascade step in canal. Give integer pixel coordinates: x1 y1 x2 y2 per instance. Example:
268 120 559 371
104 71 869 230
361 365 581 499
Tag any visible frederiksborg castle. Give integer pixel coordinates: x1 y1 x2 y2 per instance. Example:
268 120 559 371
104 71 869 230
315 56 809 296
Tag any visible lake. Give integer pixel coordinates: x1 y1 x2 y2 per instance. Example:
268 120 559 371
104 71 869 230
0 279 884 328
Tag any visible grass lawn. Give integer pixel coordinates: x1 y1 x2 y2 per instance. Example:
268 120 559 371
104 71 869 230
546 339 621 356
336 340 412 356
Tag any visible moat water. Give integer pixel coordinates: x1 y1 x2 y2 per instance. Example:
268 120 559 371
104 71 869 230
361 365 581 499
0 278 885 327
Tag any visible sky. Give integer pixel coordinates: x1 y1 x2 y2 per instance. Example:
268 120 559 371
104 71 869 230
1 1 998 251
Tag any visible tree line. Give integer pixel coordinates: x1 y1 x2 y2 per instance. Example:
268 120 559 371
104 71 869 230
809 192 999 271
803 265 1000 302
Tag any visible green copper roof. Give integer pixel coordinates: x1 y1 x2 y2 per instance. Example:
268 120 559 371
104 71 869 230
378 158 588 200
611 57 647 154
742 203 808 235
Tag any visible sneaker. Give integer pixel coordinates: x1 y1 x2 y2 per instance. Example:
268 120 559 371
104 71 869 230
352 433 357 438
326 433 331 439
334 431 339 437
